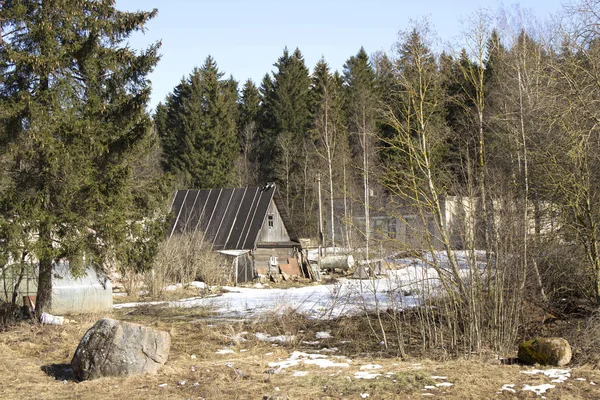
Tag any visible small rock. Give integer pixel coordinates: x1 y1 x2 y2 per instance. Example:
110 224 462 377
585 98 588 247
178 380 186 386
158 383 168 388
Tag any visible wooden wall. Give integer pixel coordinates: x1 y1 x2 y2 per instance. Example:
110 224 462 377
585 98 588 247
257 200 291 243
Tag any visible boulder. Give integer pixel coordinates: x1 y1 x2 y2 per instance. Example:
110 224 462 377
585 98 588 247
71 318 170 380
518 337 572 366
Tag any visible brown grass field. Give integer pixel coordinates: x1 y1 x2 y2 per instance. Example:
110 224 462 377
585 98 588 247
1 304 599 400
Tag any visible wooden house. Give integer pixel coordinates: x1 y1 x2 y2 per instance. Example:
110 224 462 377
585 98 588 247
168 184 303 282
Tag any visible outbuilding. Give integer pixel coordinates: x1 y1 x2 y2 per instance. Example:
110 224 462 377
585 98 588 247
168 184 304 282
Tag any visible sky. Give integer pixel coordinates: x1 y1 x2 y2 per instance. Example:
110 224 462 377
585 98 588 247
115 0 567 111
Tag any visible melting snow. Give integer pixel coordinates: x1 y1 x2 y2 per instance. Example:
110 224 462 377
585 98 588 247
305 358 351 368
522 383 555 395
255 332 295 343
436 382 453 387
316 347 338 353
114 251 483 320
215 348 235 355
316 331 331 339
293 371 308 377
355 371 382 379
500 384 516 393
521 368 571 383
268 351 350 371
431 375 447 380
302 340 320 345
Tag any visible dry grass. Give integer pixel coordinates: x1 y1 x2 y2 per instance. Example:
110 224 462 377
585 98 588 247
1 308 600 399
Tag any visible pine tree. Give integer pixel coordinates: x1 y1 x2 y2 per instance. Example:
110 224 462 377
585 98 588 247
0 0 162 315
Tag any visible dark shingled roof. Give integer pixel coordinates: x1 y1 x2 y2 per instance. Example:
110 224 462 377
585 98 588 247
168 185 298 250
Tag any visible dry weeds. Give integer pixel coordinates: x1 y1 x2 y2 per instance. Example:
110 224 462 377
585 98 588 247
0 307 599 399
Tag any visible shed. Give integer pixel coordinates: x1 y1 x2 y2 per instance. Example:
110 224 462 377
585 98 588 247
169 184 303 282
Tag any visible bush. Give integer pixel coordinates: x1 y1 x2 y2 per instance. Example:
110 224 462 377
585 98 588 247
146 233 230 297
0 301 27 331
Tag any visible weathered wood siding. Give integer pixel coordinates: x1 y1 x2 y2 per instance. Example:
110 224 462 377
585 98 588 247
257 199 291 243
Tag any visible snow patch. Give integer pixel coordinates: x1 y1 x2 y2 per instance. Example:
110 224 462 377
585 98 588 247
521 368 571 383
268 351 350 371
302 340 320 345
115 251 478 319
500 384 516 393
255 332 295 343
522 383 555 395
164 283 182 291
188 281 207 289
355 371 382 379
316 331 331 339
215 348 235 355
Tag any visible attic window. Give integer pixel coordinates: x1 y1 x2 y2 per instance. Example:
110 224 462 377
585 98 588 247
268 214 274 229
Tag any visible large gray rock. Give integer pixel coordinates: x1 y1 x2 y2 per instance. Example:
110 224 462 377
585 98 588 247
71 318 170 380
518 337 572 366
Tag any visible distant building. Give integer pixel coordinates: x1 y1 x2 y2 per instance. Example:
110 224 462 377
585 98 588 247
168 184 304 282
333 193 561 251
333 194 482 251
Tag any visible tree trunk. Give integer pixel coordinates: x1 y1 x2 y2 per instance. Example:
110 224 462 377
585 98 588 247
35 223 53 318
362 109 370 263
11 253 27 305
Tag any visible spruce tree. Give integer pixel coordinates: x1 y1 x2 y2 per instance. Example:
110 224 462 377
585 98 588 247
236 79 260 185
258 47 312 220
256 73 277 181
157 57 239 188
0 0 162 315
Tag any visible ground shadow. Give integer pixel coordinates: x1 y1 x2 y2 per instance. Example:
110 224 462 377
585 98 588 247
41 363 76 381
499 357 523 365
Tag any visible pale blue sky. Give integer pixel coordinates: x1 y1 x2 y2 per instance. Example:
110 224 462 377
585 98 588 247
115 0 566 111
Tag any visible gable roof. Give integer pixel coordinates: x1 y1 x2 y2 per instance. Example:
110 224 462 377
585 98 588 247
168 185 298 250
